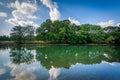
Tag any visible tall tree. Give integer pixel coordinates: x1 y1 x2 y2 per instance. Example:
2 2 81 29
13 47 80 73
10 25 25 44
10 25 35 44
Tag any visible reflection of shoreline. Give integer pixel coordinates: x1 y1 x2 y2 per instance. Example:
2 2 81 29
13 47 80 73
48 61 120 80
36 46 120 69
9 47 35 64
0 46 120 80
1 45 120 69
5 62 49 80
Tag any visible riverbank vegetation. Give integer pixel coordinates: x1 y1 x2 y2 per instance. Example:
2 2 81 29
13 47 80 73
0 19 120 44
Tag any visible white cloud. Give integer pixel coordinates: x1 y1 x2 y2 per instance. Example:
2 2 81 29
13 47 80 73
7 0 20 9
97 20 115 27
27 15 37 19
6 19 38 28
40 0 61 21
0 12 7 17
50 8 60 21
116 23 120 26
6 0 38 28
8 0 37 16
68 17 80 25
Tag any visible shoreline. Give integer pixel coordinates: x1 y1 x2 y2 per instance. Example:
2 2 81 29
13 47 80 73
0 41 119 46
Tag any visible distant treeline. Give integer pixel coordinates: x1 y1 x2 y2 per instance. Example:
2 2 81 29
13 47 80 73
0 35 10 41
1 19 120 44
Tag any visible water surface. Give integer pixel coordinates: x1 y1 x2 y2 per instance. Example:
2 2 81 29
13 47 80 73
0 45 120 80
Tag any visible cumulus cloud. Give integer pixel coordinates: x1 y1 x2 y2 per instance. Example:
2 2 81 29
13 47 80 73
6 19 38 28
8 1 37 15
6 0 38 28
68 17 80 25
27 15 37 19
116 23 120 26
0 12 7 17
40 0 61 21
97 20 115 27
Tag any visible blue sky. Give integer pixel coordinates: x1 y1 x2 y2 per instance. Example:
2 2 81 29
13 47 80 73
0 0 120 35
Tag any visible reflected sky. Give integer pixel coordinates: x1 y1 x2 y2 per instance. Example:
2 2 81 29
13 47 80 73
0 46 120 80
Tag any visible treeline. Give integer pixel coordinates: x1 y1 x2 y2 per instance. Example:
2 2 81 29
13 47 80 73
0 35 10 41
8 19 120 44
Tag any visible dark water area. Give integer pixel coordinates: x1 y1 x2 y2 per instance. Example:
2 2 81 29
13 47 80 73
0 45 120 80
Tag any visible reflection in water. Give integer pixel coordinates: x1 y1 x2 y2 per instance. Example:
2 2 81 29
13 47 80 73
9 46 34 64
49 66 60 80
0 68 6 75
5 62 49 80
0 45 120 80
50 61 120 80
36 46 120 69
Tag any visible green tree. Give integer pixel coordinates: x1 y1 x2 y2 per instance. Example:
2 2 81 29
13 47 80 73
36 19 53 41
25 25 35 41
106 36 115 44
104 26 120 44
10 25 25 44
10 25 35 44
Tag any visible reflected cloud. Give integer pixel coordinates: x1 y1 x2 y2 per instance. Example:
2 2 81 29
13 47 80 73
49 66 60 80
101 61 116 66
5 61 49 80
0 48 10 56
6 62 36 80
103 53 111 59
0 68 6 75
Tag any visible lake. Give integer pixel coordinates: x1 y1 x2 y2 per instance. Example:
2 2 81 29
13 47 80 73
0 45 120 80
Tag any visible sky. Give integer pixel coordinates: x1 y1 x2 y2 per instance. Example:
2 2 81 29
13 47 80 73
0 0 120 35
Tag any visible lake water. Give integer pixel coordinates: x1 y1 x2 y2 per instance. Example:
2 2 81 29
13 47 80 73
0 45 120 80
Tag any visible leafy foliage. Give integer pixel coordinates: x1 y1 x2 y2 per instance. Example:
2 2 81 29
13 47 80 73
0 35 10 41
10 25 35 44
9 19 120 44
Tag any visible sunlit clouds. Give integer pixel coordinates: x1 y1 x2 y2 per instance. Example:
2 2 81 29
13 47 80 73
97 20 115 27
6 0 38 28
0 12 7 17
40 0 61 21
68 17 80 25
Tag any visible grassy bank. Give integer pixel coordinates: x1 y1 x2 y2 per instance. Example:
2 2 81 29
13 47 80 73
0 41 119 46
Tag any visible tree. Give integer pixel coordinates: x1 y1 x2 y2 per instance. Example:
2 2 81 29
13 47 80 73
106 36 115 44
25 25 35 41
10 25 25 44
36 19 120 44
104 26 120 44
36 19 53 41
10 25 35 44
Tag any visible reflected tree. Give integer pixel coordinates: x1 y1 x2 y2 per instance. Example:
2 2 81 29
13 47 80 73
9 46 34 64
35 46 120 69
